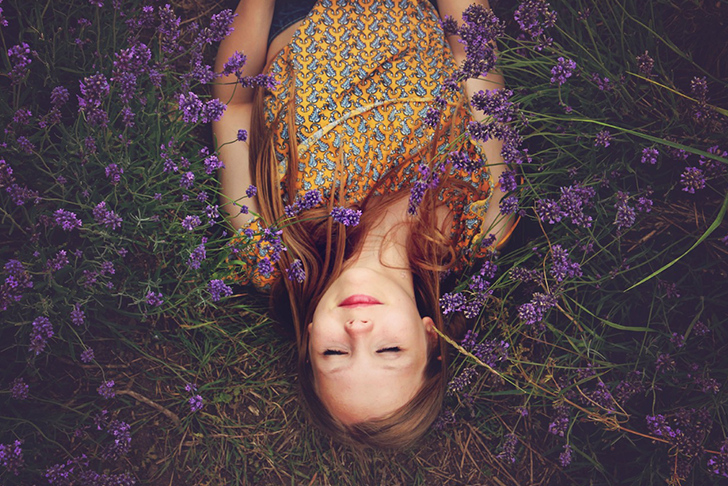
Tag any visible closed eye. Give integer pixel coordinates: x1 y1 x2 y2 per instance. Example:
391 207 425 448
323 347 400 355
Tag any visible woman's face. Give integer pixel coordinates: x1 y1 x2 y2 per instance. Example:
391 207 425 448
309 266 436 425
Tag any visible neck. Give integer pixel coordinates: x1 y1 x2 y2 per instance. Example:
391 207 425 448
343 195 414 295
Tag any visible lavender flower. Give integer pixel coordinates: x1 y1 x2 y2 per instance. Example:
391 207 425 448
535 198 564 224
177 92 203 123
189 394 204 412
408 181 428 215
707 439 728 478
594 130 612 148
330 207 362 226
92 201 123 230
286 259 306 283
54 209 83 231
499 195 519 215
448 151 483 173
97 380 115 399
105 163 123 185
70 303 86 326
10 378 29 400
29 316 54 355
195 8 236 45
447 367 479 395
655 353 675 374
591 73 612 91
636 51 654 76
613 191 636 230
238 73 278 90
514 0 557 47
8 43 32 84
257 257 274 277
559 444 573 467
80 348 95 363
158 4 182 54
179 171 195 189
496 433 518 464
690 76 708 101
236 129 248 142
245 184 257 198
102 420 131 460
470 89 517 123
680 167 706 193
13 108 32 125
78 73 110 127
51 86 70 108
188 239 207 270
549 405 570 436
641 147 659 165
203 154 224 175
440 292 467 315
517 291 557 326
201 98 226 123
0 440 24 475
145 291 163 307
550 245 582 282
181 215 201 231
550 57 577 86
499 169 518 192
222 51 247 79
46 250 69 272
208 279 233 302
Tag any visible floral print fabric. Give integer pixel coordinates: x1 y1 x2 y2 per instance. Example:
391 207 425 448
225 0 495 291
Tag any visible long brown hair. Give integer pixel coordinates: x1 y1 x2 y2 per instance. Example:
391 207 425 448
249 72 475 449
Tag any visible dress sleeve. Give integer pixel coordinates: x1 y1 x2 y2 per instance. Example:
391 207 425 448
223 216 280 292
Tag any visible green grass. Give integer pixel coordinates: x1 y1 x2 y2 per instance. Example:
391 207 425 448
1 0 728 484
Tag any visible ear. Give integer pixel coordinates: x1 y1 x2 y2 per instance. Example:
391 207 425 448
422 316 438 347
307 322 313 333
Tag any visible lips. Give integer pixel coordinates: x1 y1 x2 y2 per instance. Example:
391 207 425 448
338 294 383 308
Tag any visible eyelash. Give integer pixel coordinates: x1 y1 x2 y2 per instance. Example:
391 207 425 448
323 346 401 355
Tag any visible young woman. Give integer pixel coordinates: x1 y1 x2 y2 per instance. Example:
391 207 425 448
212 0 515 449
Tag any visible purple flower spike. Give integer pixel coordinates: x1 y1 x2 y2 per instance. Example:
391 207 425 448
80 348 95 363
330 207 362 226
550 57 577 86
636 51 654 76
208 279 233 302
29 316 54 355
680 167 706 193
496 433 518 464
145 291 164 307
189 394 204 412
594 130 612 148
286 259 306 283
640 147 659 165
0 440 24 475
105 163 124 185
10 378 29 400
181 215 201 231
97 380 115 399
559 444 573 467
54 209 83 231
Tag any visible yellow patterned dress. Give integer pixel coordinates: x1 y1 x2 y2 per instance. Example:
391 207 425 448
225 0 499 291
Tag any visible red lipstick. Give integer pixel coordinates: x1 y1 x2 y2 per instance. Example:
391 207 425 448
338 294 383 308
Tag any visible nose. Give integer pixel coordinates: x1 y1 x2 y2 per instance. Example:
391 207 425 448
345 319 373 336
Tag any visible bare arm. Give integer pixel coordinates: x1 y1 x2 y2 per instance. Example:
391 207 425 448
437 0 515 246
212 1 275 231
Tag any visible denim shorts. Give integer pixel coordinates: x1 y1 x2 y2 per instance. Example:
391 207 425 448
268 0 440 47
